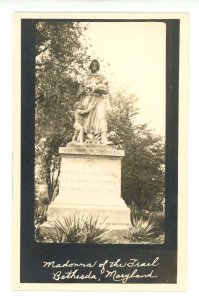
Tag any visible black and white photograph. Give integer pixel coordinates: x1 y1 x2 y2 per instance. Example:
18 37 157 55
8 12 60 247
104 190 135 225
35 21 166 245
12 12 188 291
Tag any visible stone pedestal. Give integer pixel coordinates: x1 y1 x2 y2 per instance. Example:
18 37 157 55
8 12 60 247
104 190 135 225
47 144 131 230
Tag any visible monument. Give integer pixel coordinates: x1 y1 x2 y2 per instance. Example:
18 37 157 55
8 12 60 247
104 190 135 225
43 59 131 234
47 143 130 229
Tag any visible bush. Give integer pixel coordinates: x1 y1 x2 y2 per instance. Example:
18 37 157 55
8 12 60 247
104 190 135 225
83 216 109 243
129 206 165 233
149 211 165 232
46 214 109 243
47 215 83 243
124 214 158 242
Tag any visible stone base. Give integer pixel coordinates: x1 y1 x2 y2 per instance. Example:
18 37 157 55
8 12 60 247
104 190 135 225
46 201 131 230
39 201 132 242
39 144 131 242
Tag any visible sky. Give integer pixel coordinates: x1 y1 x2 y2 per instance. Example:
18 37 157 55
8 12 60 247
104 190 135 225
84 22 166 136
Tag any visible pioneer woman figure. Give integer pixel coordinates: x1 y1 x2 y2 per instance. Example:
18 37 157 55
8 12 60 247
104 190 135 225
77 59 112 144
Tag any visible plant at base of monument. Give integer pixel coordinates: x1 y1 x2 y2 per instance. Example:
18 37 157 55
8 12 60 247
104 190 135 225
45 221 67 243
124 214 158 243
82 216 110 244
45 215 110 243
47 215 84 243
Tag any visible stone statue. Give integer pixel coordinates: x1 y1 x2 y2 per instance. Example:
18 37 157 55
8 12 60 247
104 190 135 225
74 59 112 145
72 101 96 144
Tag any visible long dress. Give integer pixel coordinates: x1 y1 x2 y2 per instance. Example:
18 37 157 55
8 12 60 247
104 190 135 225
78 72 110 136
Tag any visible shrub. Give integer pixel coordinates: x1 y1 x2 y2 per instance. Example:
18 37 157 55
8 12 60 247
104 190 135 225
83 216 109 243
129 207 165 234
46 214 109 244
149 211 165 232
47 215 83 243
124 214 158 242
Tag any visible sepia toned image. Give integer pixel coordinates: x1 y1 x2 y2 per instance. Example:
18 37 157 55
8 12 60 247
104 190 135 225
13 12 188 290
35 21 166 245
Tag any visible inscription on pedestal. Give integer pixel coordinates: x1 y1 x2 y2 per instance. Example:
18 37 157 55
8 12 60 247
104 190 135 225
59 145 125 157
59 157 121 199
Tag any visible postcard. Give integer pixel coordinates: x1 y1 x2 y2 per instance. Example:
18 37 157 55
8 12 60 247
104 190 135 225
13 12 188 291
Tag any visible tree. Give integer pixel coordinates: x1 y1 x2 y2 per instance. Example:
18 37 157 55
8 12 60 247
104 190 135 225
35 21 165 212
108 90 165 211
35 21 91 202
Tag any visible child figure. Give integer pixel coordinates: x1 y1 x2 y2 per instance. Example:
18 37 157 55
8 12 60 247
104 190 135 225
72 102 95 143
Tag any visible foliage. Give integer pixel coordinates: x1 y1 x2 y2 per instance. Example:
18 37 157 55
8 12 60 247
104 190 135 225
149 210 165 232
34 197 49 240
45 215 109 244
109 90 165 211
124 214 158 242
35 21 165 213
35 21 91 201
129 207 165 232
47 215 83 243
83 216 109 243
